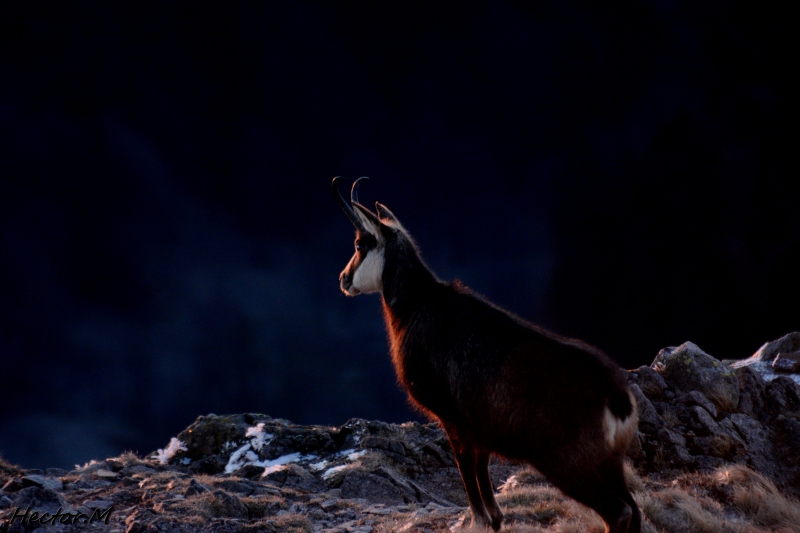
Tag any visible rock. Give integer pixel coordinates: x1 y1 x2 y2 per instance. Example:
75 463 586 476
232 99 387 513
45 468 68 477
263 464 322 492
118 465 156 477
730 332 800 385
340 470 415 505
320 499 337 512
361 436 406 456
689 405 720 435
653 342 739 412
92 469 119 481
216 479 254 495
12 486 73 515
183 479 211 497
695 455 727 471
421 442 453 466
764 377 800 416
723 414 774 471
734 366 767 419
282 464 324 492
1 478 23 493
177 413 270 460
774 415 800 456
678 391 718 419
373 466 415 495
0 495 12 509
630 384 665 431
83 499 114 509
187 454 225 475
300 432 337 455
234 464 266 479
206 489 249 519
22 475 63 492
105 458 125 471
692 424 746 460
657 428 686 448
628 366 668 401
664 445 694 468
751 332 800 362
773 351 800 373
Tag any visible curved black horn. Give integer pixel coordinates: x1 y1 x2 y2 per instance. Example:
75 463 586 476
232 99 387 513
351 176 369 205
332 177 368 233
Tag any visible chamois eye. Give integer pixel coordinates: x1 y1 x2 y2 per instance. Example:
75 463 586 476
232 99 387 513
356 241 364 252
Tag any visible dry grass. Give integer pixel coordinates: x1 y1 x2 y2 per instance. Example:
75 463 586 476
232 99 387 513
379 464 800 533
270 512 313 533
719 465 800 532
706 386 739 414
117 450 147 467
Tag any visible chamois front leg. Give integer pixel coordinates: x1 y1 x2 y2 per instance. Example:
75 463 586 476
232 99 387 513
447 431 494 530
476 450 503 531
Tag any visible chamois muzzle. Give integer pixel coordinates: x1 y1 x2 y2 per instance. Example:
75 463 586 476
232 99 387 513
332 176 367 233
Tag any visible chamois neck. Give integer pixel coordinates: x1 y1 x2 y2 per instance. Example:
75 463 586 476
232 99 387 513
381 243 438 320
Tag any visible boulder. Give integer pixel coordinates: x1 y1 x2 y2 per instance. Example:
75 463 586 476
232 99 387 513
12 486 73 515
750 332 800 362
773 351 800 373
729 332 800 385
653 342 739 412
764 376 800 416
177 414 269 460
629 384 665 431
628 366 668 401
206 489 249 519
339 470 416 505
21 474 63 492
677 391 718 419
734 366 767 419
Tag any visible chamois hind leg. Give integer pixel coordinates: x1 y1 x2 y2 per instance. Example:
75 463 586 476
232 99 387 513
447 431 493 530
598 456 641 533
475 450 503 531
547 471 633 533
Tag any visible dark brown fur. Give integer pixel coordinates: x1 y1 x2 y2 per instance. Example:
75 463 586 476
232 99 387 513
340 200 641 533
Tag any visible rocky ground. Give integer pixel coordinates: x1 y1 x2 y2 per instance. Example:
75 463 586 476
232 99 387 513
2 333 800 533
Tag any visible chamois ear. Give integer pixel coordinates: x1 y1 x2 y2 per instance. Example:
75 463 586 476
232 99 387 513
375 202 400 226
352 202 383 238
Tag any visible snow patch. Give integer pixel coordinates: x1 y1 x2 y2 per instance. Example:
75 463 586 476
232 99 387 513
336 448 366 459
322 464 350 480
155 438 188 465
263 464 289 476
309 460 328 471
225 443 260 473
347 450 367 461
246 423 273 451
223 423 278 473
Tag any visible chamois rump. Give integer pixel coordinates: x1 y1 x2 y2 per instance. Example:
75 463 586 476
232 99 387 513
332 177 640 533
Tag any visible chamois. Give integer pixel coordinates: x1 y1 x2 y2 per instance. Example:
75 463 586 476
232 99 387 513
332 177 640 533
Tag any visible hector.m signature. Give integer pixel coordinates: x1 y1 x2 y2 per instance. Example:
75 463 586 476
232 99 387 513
7 505 113 527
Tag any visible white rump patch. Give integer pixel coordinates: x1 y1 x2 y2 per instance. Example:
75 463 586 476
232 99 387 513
352 249 384 294
603 392 638 449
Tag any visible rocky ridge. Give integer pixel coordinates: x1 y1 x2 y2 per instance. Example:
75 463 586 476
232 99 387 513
2 333 800 533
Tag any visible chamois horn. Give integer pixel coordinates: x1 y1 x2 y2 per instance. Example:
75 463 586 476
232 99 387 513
351 176 369 205
332 176 368 233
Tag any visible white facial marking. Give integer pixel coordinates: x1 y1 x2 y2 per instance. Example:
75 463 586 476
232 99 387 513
351 248 385 294
603 392 638 449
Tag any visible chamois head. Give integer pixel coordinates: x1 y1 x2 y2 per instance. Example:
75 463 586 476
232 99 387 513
332 177 404 296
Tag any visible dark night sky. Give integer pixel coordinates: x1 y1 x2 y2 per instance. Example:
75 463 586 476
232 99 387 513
0 2 795 469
